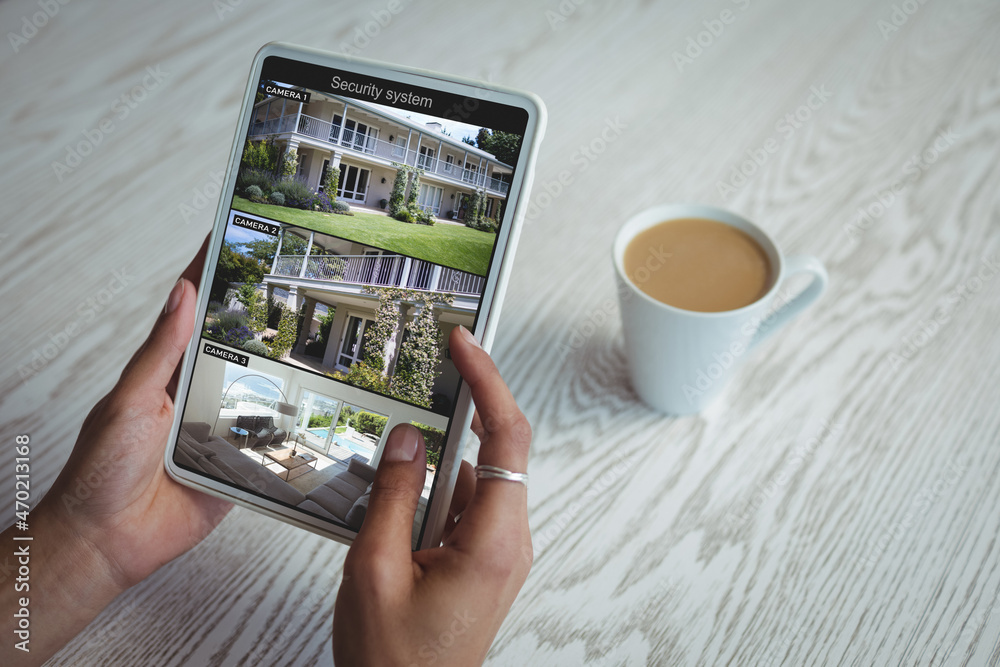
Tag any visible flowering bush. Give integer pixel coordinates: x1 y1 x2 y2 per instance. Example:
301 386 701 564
223 325 254 348
390 299 442 408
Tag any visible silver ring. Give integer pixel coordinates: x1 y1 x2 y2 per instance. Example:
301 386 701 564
475 464 528 486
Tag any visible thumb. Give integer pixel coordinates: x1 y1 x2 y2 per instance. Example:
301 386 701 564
352 424 425 559
118 278 197 400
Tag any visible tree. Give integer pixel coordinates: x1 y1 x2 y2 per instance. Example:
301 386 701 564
471 129 522 166
239 235 317 267
212 242 266 302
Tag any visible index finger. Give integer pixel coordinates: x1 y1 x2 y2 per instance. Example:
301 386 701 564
447 326 531 548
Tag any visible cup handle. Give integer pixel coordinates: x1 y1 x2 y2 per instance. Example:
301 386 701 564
750 255 828 348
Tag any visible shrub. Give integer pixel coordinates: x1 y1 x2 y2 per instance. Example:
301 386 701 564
265 296 283 329
411 422 445 455
337 405 356 427
242 339 270 356
215 308 247 332
235 283 258 310
314 191 333 213
245 289 268 334
390 300 442 408
387 167 408 216
317 309 336 345
345 360 390 394
323 166 340 198
333 200 351 214
244 185 265 202
271 178 315 209
408 205 434 225
394 208 413 223
308 414 333 428
236 168 277 196
280 147 298 179
268 307 298 359
406 169 421 209
425 449 440 468
223 325 254 348
268 191 285 205
354 411 388 437
379 198 388 209
241 139 280 172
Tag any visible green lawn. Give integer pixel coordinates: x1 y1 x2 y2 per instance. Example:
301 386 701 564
232 196 495 276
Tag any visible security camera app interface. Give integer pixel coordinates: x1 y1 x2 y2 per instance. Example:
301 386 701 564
173 56 528 544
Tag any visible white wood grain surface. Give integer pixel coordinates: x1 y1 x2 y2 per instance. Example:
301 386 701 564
2 0 999 665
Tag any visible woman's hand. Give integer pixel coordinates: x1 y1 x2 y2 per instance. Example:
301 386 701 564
1 239 231 666
334 325 533 667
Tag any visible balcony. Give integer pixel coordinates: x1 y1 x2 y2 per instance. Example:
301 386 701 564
271 253 485 297
249 113 511 196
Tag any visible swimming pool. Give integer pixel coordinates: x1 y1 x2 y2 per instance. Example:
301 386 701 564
306 428 375 457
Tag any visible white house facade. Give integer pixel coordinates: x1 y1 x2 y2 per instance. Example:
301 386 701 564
248 90 513 221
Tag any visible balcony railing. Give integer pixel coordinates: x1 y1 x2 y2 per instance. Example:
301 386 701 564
270 253 484 297
249 113 511 196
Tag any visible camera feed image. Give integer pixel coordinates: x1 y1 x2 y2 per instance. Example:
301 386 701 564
174 76 527 538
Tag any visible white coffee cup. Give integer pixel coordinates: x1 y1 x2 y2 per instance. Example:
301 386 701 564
613 204 828 415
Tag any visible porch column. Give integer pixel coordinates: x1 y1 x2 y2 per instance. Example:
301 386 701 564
322 307 350 368
429 265 442 292
384 303 413 376
294 100 303 133
331 151 342 170
266 284 274 302
436 139 444 172
405 128 413 165
462 150 470 182
271 227 285 274
478 157 485 186
287 286 300 312
400 257 413 287
294 297 317 354
298 231 315 278
279 98 286 122
339 101 349 143
414 133 423 168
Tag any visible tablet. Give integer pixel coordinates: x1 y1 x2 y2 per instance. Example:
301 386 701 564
164 42 545 549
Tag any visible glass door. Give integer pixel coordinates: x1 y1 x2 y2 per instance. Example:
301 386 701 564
337 315 375 368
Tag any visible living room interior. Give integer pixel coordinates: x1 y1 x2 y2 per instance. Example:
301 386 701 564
175 339 446 532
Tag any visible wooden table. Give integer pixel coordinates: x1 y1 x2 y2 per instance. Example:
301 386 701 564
2 0 999 665
263 448 318 482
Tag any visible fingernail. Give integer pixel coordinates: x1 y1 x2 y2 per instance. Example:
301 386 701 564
384 424 420 462
459 325 481 348
164 279 184 314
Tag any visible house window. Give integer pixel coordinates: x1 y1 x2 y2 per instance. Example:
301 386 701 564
337 165 370 202
319 159 331 190
417 184 443 215
338 315 376 368
418 146 436 169
220 364 286 414
392 136 407 158
444 155 455 173
329 114 343 143
343 120 378 153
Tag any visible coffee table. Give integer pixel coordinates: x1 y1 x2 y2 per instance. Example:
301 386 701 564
262 448 318 482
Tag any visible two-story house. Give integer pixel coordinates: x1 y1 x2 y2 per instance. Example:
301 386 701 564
248 88 513 221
